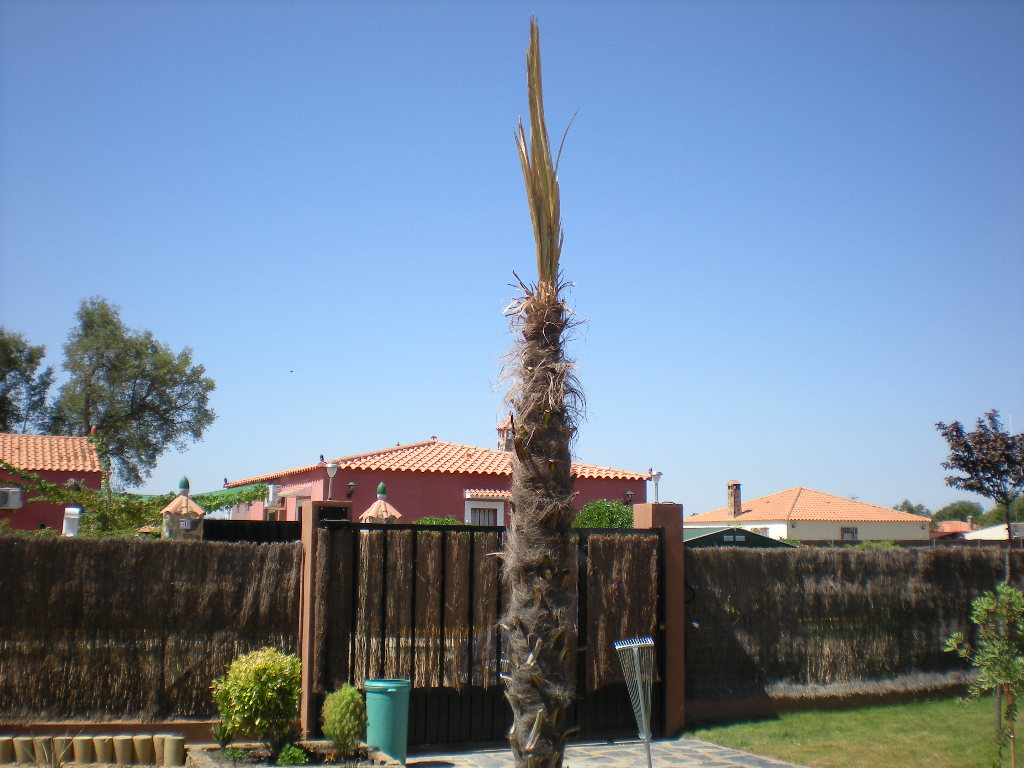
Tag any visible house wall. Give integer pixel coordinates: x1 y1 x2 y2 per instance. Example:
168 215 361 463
0 469 103 531
232 466 647 523
789 519 929 542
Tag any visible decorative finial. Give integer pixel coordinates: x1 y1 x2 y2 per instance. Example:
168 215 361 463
377 482 387 500
179 476 190 497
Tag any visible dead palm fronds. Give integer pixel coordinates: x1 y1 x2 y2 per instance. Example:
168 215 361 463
501 17 582 768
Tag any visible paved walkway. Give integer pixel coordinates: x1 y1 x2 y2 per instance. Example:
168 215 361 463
409 738 809 767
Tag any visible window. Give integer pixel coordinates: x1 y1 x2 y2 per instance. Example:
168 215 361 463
841 527 858 541
470 507 497 526
751 527 769 536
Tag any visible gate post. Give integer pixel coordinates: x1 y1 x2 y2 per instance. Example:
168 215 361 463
298 501 319 738
633 502 685 736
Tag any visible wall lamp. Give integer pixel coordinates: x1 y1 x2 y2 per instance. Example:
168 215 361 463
347 481 357 499
625 489 635 503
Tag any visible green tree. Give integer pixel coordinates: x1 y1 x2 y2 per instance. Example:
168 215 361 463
946 582 1024 768
501 19 581 767
0 328 54 433
932 500 985 526
937 410 1024 579
49 297 216 487
893 499 931 517
979 496 1024 529
572 499 633 528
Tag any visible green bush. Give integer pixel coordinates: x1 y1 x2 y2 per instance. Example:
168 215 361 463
211 647 301 761
414 515 462 525
321 685 367 759
571 499 633 528
855 540 900 549
275 745 309 766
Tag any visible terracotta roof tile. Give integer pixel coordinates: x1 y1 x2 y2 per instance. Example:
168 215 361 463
465 488 511 500
229 439 648 486
0 433 102 473
935 520 974 534
687 487 931 524
158 494 207 517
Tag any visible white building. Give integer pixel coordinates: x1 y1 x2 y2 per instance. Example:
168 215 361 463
686 482 931 543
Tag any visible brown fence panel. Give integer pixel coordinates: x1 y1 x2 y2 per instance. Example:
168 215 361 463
0 536 301 720
684 547 1016 703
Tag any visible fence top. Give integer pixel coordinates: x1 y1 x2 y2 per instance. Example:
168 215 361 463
318 520 665 537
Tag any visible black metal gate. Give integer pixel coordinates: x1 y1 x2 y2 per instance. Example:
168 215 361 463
312 522 664 747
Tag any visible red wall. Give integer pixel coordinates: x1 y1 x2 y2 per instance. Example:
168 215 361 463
0 469 103 531
239 466 646 523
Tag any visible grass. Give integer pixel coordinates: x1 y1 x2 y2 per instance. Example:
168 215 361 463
689 696 1011 768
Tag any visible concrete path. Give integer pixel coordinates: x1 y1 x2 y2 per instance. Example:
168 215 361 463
409 738 810 767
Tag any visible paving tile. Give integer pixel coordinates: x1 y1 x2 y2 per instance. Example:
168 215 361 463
410 737 810 768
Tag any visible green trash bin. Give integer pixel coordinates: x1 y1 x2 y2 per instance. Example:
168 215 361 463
365 678 411 765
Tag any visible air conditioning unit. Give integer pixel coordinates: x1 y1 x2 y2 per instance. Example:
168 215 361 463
0 488 24 509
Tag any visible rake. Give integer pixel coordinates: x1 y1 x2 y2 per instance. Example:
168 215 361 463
614 636 656 768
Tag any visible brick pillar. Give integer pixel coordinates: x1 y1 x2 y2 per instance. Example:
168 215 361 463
633 502 685 736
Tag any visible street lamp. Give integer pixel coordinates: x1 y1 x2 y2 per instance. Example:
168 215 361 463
325 462 338 500
649 469 663 503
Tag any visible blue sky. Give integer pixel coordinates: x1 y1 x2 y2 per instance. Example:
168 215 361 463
2 0 1021 517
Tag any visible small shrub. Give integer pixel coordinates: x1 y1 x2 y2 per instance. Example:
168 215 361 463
211 647 301 761
322 685 367 759
211 721 234 749
855 540 900 549
572 499 633 528
275 745 309 766
414 515 462 525
946 582 1024 766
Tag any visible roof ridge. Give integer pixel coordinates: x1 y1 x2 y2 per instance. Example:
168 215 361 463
330 439 442 464
786 487 803 521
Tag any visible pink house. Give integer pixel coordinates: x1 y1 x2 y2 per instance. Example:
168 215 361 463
0 433 103 530
226 430 648 524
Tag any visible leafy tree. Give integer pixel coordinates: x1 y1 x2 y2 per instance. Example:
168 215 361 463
946 582 1024 768
501 19 581 767
0 454 264 537
932 500 985 526
979 496 1024 529
0 455 162 535
893 499 931 517
937 410 1024 579
572 499 633 528
49 297 216 487
0 328 54 433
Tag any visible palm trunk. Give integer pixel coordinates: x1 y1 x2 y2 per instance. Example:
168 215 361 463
501 18 582 768
503 296 578 767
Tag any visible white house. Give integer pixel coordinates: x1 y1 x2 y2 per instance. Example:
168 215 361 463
963 522 1024 541
685 482 931 542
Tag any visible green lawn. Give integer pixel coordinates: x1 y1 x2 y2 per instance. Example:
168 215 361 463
689 696 1009 768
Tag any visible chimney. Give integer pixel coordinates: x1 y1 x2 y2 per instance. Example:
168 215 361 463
727 481 742 519
967 515 975 530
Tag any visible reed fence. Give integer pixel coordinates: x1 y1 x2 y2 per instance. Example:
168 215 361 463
0 536 300 719
684 547 1017 701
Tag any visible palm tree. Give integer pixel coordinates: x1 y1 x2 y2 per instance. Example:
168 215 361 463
500 18 583 768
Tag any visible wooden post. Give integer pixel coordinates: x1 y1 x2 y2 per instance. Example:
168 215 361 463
633 502 685 736
299 500 353 737
298 499 318 737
